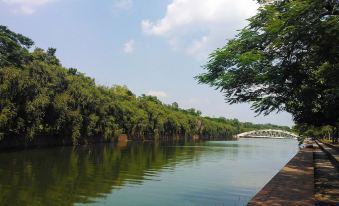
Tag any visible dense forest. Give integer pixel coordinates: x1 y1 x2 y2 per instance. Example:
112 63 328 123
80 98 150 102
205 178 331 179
0 26 289 149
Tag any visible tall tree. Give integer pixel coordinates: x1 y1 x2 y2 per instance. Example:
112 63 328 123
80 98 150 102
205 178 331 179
196 0 339 140
0 25 34 67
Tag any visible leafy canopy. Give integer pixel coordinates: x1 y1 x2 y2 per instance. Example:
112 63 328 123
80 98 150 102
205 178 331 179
196 0 339 127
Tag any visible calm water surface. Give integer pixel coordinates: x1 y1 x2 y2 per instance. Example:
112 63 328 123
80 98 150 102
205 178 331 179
0 138 298 206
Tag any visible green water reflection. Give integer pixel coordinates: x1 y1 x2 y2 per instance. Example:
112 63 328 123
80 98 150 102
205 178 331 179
0 139 298 206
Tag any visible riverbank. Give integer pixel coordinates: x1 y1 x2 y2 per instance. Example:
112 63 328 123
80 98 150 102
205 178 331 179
247 147 314 206
247 140 339 206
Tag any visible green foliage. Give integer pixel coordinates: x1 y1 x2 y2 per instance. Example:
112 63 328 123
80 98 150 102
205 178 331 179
293 123 338 143
196 0 339 129
0 25 289 148
0 25 33 68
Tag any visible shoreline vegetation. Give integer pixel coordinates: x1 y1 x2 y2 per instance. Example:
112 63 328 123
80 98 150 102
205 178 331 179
0 26 290 150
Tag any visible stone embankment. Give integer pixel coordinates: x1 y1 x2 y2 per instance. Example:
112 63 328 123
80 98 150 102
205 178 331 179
247 147 314 206
247 139 339 206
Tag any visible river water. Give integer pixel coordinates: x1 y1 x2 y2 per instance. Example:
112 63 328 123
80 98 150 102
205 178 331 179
0 138 298 206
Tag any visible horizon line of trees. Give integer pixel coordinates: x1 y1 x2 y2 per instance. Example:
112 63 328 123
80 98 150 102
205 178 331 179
0 25 289 149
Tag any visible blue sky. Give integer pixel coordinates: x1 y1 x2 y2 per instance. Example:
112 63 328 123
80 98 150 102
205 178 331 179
0 0 294 126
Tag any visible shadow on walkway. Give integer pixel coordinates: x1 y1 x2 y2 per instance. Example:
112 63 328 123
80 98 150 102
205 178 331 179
314 147 339 206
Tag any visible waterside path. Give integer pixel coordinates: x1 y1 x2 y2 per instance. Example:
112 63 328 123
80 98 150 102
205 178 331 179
247 140 339 206
247 147 314 206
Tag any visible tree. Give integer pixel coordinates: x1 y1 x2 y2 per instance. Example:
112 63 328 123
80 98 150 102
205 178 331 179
0 25 34 67
0 25 292 148
171 102 179 110
196 0 339 140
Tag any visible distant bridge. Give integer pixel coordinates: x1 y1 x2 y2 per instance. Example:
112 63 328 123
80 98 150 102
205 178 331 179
236 129 299 139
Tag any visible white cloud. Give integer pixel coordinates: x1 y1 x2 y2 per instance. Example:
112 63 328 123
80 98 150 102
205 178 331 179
147 91 168 98
141 0 259 59
123 39 135 54
1 0 55 15
112 0 132 12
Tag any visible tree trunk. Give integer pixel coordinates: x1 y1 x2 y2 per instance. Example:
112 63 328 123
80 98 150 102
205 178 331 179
333 124 339 144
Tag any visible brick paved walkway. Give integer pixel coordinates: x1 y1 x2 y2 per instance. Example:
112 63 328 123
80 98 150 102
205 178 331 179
316 140 339 170
314 145 339 205
247 148 314 206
